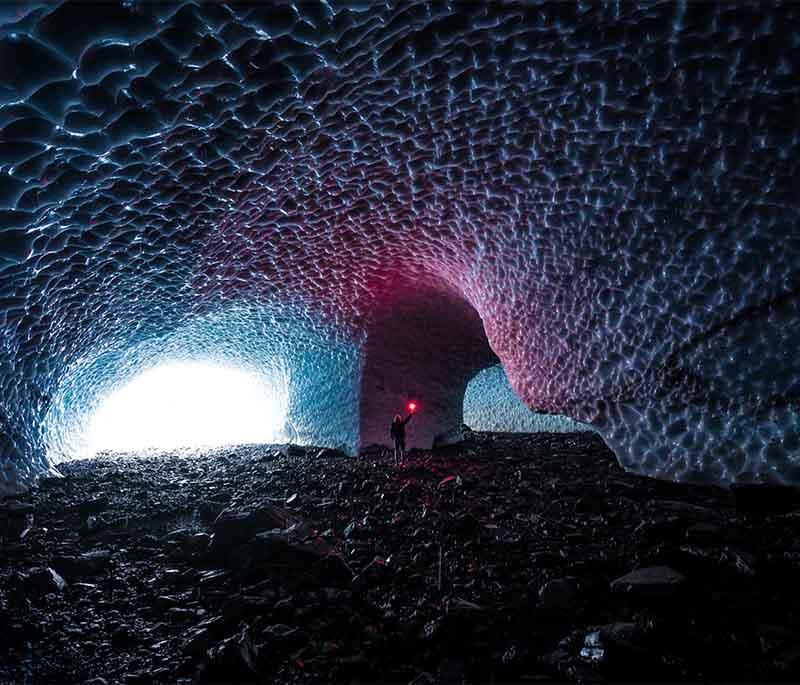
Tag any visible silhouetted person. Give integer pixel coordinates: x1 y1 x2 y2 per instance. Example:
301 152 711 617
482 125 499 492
390 412 413 465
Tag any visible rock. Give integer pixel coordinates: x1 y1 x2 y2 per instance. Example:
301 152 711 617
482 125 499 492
311 554 355 586
53 549 111 580
250 530 332 566
80 514 100 535
280 444 306 458
579 630 605 663
263 623 309 650
578 622 657 675
1 432 795 683
184 532 212 555
198 627 261 682
23 566 67 594
111 626 138 646
438 475 461 489
70 496 109 516
222 594 275 623
438 658 466 683
539 578 580 612
611 566 685 598
450 513 480 538
2 500 34 515
315 447 347 459
36 469 65 490
352 556 390 589
1 499 34 539
182 616 228 657
446 597 484 619
182 627 217 657
649 499 718 520
685 522 722 544
210 504 299 558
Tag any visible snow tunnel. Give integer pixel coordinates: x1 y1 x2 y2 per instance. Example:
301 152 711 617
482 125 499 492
0 1 799 492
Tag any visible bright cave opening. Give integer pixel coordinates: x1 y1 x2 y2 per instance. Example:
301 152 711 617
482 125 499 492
84 361 288 454
463 365 592 434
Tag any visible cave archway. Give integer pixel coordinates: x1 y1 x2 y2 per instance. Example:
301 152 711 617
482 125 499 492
463 364 591 434
40 303 362 464
358 284 499 450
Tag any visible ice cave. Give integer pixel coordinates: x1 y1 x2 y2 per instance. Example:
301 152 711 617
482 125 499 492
0 0 799 495
3 3 800 683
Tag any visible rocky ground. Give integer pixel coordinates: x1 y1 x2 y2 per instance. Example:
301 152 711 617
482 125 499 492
3 431 800 683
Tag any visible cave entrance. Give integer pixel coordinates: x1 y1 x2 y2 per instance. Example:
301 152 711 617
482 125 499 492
358 284 499 450
84 361 288 454
463 364 590 434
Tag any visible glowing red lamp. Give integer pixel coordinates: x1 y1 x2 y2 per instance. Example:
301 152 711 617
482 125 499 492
407 401 418 413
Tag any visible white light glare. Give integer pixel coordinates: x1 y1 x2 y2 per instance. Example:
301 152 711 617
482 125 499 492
86 361 287 453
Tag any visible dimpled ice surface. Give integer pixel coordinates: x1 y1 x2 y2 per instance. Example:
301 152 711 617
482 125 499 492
0 2 798 492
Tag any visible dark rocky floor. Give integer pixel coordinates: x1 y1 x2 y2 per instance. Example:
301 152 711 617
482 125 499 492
3 432 800 683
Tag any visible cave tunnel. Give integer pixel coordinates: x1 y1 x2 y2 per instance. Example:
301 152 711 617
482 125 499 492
0 0 798 495
3 3 800 683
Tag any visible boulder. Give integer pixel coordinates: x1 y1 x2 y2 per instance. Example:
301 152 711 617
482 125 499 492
70 496 109 516
611 566 685 598
53 549 112 580
210 504 299 558
315 447 348 459
538 578 580 612
311 553 355 586
198 627 261 682
250 529 332 566
23 566 67 594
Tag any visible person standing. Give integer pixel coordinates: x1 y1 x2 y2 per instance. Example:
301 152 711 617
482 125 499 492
390 411 414 465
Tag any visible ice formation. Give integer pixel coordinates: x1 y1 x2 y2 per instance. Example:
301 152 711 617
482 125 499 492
0 1 799 490
464 365 589 435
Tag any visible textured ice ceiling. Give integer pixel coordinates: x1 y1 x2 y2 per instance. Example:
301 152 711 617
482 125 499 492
0 1 799 490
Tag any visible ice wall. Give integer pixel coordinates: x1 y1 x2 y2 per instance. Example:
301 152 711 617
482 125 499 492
0 2 798 488
464 365 590 435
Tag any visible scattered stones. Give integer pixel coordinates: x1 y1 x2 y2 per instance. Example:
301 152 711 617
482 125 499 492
2 433 800 682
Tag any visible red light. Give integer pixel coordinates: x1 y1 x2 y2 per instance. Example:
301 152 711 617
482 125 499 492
408 401 417 413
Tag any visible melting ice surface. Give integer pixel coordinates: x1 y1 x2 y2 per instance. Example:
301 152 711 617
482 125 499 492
83 361 288 456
